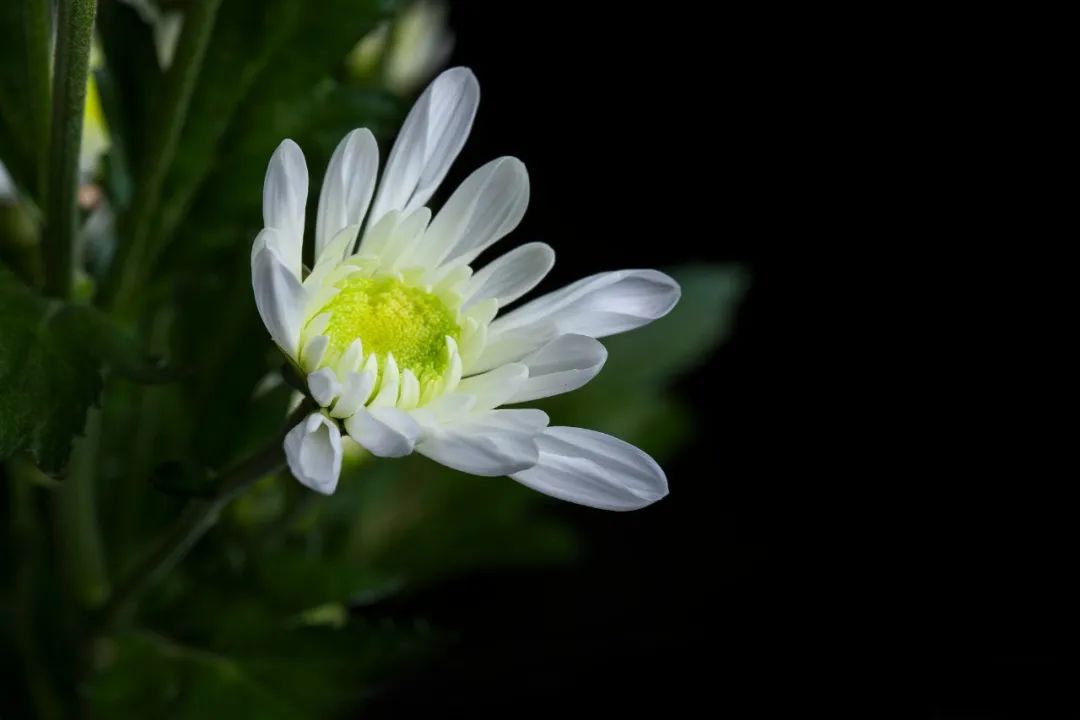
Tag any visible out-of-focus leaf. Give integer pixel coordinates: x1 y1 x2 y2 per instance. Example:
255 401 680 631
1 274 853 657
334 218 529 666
0 0 49 200
96 0 163 176
60 303 186 384
89 611 440 718
332 456 577 591
0 266 102 472
150 459 218 499
0 265 181 471
158 0 404 247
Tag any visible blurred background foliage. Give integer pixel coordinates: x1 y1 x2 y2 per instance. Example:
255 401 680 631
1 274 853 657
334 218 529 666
1 1 746 716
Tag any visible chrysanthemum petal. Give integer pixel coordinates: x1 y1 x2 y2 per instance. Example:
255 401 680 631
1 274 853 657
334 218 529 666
251 245 307 357
344 405 423 457
463 242 554 309
262 139 308 278
455 362 528 411
284 412 343 495
415 156 529 268
511 427 668 511
316 128 379 258
307 368 341 407
473 270 680 372
368 67 479 224
509 334 607 403
416 408 547 476
330 370 376 419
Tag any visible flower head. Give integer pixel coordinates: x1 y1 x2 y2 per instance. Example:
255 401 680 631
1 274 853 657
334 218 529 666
252 68 680 510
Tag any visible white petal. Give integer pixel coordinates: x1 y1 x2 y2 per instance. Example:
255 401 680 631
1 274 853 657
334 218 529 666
307 368 341 407
414 157 529 268
251 246 307 357
250 227 293 274
475 270 680 372
382 206 432 269
330 370 376 419
463 242 554 309
455 363 528 411
284 413 343 495
335 339 364 376
315 128 379 257
398 369 421 410
313 224 360 272
416 409 547 476
262 139 308 278
511 427 667 511
510 334 608 403
368 67 479 224
356 209 399 258
344 406 422 457
371 353 400 406
301 334 329 372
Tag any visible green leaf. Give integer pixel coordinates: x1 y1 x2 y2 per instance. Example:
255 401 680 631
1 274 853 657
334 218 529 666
0 265 180 471
0 0 51 200
157 0 403 248
0 266 103 471
89 618 440 719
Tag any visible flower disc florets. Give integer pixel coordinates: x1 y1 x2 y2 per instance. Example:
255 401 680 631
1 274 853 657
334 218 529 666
314 275 459 384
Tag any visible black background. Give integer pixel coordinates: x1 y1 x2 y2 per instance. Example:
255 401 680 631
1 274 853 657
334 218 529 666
362 4 1072 718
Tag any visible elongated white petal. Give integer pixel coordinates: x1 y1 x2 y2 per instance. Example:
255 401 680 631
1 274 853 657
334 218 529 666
313 225 360 274
510 334 608 403
284 413 343 495
308 368 341 407
356 209 400 258
251 246 306 357
368 67 479 223
381 206 432 269
415 157 529 268
371 353 400 406
474 270 680 372
316 129 379 257
262 139 308 277
416 408 547 476
301 334 329 372
251 227 293 272
463 242 554 309
344 405 422 457
455 362 528 411
511 427 667 511
335 339 364 376
330 370 376 419
398 369 421 410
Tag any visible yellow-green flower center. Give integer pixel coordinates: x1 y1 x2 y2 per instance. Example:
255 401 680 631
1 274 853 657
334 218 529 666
315 275 459 382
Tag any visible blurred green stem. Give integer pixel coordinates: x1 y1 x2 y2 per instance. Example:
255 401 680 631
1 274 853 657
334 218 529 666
42 0 96 299
24 0 52 199
57 408 110 607
8 462 64 720
104 0 222 313
95 400 314 632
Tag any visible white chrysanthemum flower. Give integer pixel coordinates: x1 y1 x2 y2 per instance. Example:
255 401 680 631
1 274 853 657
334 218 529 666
252 68 680 511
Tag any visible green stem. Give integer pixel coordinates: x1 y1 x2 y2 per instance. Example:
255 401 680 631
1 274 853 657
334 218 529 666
57 408 110 608
23 0 52 199
104 0 223 313
95 400 314 632
42 0 97 300
7 461 64 720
